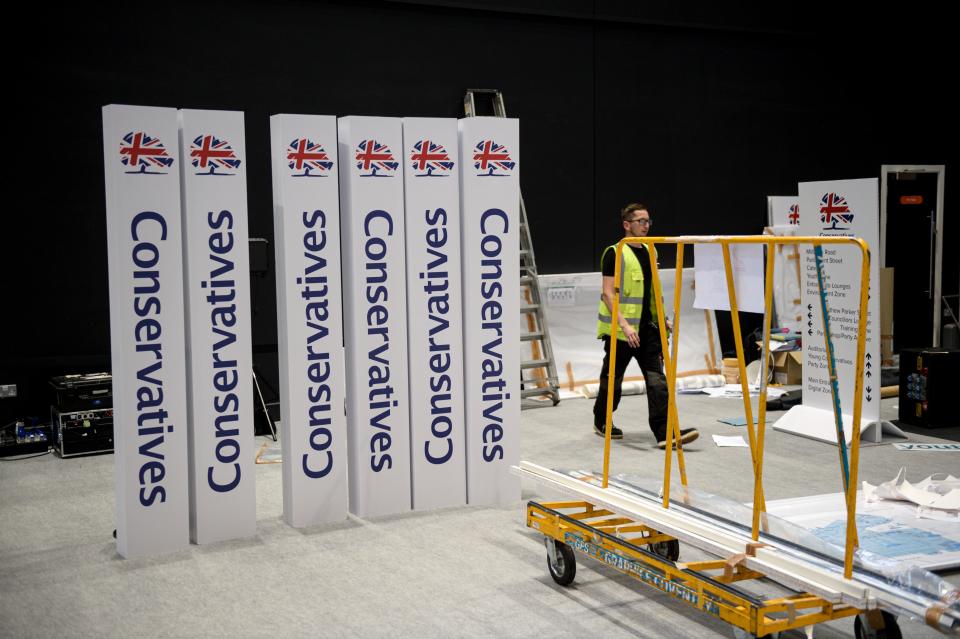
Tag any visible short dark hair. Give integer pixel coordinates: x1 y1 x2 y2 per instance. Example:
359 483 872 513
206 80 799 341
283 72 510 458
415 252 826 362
621 203 649 223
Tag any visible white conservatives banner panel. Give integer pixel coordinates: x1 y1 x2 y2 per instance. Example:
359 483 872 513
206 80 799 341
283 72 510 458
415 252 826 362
775 178 902 445
270 114 348 527
178 109 256 544
102 104 190 558
458 117 520 505
402 118 466 510
338 116 411 517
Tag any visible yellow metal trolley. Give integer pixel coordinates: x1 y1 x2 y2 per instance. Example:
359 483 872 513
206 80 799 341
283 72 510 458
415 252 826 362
525 235 905 638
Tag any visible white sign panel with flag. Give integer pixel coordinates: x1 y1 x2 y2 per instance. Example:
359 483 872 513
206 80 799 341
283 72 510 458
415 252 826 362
774 178 904 444
178 109 256 544
102 104 191 558
767 195 800 228
459 117 520 505
270 114 348 527
766 195 803 334
339 116 411 518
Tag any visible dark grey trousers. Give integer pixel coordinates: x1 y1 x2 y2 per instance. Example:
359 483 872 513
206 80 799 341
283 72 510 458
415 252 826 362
592 325 669 439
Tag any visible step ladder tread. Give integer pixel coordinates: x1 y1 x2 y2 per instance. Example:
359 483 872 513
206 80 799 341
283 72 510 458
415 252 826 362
521 387 560 398
521 359 551 369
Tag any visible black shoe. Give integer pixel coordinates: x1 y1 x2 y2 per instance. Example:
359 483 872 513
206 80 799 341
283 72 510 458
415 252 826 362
594 422 623 440
657 428 699 449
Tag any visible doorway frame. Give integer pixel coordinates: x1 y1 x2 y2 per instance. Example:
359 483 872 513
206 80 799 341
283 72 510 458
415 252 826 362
879 164 946 346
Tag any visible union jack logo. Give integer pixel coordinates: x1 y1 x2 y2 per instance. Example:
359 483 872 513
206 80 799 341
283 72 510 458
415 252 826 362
287 138 333 177
819 193 854 230
119 132 174 174
190 134 241 175
356 139 398 177
410 139 454 177
473 140 515 176
788 203 800 225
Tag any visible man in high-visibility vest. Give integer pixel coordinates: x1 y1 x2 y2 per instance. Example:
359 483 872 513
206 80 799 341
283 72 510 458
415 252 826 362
593 203 699 448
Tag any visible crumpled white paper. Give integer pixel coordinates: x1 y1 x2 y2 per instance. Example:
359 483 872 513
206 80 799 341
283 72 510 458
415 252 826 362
863 467 960 520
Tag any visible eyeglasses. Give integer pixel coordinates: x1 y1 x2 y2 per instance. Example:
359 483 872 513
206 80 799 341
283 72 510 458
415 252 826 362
628 218 652 227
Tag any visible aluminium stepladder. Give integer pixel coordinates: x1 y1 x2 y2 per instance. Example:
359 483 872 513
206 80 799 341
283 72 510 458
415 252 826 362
464 88 560 407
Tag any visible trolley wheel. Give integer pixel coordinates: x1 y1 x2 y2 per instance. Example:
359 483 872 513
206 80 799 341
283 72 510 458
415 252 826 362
854 611 902 639
649 538 680 562
731 629 779 639
545 538 576 586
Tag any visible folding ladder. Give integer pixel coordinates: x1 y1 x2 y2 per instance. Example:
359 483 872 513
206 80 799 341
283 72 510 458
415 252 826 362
463 88 560 406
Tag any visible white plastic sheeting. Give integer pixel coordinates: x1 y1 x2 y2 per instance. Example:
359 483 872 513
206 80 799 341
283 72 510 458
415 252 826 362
766 488 960 571
536 269 723 398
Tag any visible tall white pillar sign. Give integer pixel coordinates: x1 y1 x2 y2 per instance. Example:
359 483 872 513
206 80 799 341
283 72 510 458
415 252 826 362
102 104 190 558
178 109 256 544
338 116 411 517
402 118 466 510
458 117 521 505
270 114 348 527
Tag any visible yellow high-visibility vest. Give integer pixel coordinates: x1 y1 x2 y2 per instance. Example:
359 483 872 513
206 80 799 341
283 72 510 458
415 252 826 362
597 244 657 341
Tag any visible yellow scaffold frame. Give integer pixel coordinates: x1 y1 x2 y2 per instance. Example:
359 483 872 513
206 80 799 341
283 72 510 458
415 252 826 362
599 235 871 580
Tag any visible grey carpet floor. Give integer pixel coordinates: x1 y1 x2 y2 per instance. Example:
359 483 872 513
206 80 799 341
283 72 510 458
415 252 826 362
1 394 957 638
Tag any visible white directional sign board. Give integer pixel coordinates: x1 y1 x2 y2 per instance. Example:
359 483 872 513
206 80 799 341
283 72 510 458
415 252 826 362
774 178 903 444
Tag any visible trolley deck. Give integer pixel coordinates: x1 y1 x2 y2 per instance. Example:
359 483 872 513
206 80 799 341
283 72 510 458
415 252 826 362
528 499 872 638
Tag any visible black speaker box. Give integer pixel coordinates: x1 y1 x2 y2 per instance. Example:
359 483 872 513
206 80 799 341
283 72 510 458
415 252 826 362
898 348 960 428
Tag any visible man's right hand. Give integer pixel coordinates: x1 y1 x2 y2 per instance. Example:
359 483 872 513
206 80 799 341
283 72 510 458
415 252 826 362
622 324 640 348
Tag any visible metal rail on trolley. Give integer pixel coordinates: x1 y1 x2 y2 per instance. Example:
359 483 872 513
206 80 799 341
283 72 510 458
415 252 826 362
518 235 959 638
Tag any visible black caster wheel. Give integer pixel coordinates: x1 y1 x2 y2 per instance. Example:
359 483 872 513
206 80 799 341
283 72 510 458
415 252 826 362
545 538 576 586
854 611 902 639
732 629 779 639
649 538 680 562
